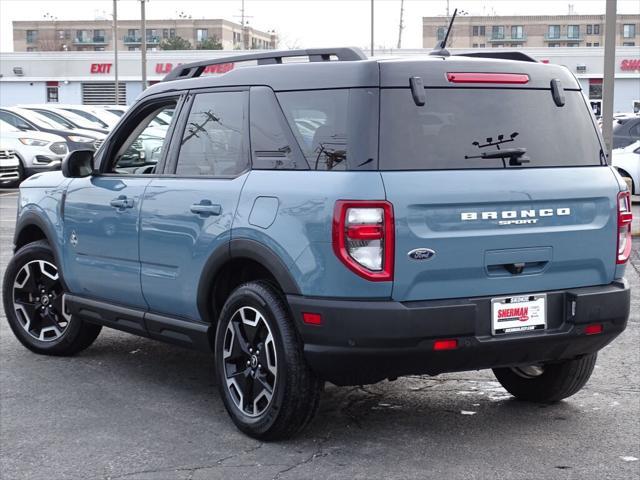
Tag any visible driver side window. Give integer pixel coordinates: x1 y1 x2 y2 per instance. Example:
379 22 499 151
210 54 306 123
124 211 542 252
107 101 177 175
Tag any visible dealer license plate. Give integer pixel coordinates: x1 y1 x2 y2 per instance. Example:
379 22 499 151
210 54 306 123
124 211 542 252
491 294 546 335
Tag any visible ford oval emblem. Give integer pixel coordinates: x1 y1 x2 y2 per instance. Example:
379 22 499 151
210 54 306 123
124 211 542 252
408 248 436 261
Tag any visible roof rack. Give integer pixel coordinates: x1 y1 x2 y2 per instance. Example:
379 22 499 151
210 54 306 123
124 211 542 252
455 51 538 63
162 47 367 82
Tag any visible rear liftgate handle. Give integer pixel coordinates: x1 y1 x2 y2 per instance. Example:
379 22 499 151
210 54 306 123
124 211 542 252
190 199 222 217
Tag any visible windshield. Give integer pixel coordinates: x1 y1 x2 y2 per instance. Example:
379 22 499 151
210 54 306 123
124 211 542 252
379 88 603 170
14 109 66 129
0 119 19 132
63 108 112 128
47 109 104 129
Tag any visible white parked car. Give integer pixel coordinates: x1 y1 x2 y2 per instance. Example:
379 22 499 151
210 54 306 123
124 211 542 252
20 105 110 134
0 119 68 184
612 140 640 195
0 146 21 187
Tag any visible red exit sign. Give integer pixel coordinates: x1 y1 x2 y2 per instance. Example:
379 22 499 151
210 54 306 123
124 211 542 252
90 63 112 74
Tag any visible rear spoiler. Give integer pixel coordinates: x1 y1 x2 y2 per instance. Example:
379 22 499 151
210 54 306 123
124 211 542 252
455 51 537 63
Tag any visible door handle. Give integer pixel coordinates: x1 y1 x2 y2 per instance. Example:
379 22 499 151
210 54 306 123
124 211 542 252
110 195 134 209
190 200 222 217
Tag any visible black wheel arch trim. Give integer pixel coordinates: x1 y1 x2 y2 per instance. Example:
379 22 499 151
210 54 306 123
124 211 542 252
13 212 67 284
196 238 301 324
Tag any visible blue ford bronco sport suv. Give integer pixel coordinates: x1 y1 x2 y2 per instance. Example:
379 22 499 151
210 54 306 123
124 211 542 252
2 47 632 440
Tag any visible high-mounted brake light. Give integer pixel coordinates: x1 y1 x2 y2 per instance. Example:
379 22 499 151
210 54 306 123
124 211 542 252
332 200 394 281
616 191 633 264
446 72 530 84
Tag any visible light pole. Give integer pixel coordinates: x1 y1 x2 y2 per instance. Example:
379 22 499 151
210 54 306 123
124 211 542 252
140 0 147 91
113 0 119 105
370 0 374 56
601 0 617 158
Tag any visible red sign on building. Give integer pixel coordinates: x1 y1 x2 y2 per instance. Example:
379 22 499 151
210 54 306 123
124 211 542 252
155 62 234 75
620 59 640 71
90 63 112 74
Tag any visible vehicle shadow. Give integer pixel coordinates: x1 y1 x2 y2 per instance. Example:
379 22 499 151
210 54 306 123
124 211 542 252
77 330 585 444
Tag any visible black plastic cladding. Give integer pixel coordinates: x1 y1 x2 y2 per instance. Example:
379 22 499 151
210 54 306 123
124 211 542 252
139 49 580 100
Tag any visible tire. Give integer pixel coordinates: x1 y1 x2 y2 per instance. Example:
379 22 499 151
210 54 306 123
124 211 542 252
493 353 597 403
214 280 322 440
2 240 102 356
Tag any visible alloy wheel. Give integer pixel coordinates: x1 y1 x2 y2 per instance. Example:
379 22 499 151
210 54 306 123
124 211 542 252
223 306 278 417
12 260 70 342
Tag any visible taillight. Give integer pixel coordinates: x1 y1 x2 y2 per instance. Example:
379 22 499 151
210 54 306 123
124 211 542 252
616 191 633 264
446 72 530 84
332 200 394 281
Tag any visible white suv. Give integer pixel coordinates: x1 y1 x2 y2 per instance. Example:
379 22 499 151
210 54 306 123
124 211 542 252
0 120 68 185
0 147 20 186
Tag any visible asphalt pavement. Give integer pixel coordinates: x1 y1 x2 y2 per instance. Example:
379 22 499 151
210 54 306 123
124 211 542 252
0 188 639 480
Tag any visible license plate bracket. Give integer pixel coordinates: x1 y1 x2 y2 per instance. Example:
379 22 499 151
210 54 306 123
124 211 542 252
491 294 546 335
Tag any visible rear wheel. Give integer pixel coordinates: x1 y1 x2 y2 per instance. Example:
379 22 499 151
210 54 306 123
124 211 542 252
214 281 322 440
2 240 102 356
493 353 597 403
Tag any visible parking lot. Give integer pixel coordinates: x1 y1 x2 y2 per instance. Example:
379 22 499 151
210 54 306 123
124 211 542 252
0 188 639 480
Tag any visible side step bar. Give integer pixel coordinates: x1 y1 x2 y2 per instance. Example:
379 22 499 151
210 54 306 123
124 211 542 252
64 294 211 352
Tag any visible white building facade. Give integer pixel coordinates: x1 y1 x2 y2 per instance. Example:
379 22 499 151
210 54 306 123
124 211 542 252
0 48 638 113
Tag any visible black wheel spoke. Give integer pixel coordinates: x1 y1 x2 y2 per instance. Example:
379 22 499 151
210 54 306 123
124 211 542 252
255 371 273 395
232 321 251 355
244 322 261 346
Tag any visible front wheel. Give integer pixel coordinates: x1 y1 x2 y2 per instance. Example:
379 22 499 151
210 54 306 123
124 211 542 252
2 240 102 356
214 281 322 440
493 353 597 403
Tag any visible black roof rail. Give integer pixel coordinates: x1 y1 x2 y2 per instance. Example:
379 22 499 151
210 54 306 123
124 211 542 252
162 47 367 82
455 51 538 63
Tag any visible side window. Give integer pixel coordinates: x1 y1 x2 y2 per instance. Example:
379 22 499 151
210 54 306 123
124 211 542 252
175 91 248 177
107 101 177 175
249 86 307 170
629 121 640 140
277 90 348 171
275 89 378 171
0 111 33 130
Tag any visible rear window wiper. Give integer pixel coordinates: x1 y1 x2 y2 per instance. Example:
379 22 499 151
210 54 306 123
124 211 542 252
465 147 530 167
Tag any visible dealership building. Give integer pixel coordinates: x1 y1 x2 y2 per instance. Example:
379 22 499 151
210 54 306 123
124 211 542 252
0 47 638 113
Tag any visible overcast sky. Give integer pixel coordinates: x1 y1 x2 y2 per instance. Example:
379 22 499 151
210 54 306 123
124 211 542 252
1 0 638 51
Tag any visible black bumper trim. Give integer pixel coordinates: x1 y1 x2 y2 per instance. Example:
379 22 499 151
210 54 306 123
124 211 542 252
287 281 630 386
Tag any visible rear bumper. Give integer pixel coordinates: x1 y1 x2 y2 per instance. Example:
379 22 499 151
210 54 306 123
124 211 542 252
287 281 630 386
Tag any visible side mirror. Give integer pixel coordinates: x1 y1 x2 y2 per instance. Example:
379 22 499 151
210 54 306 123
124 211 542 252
62 150 94 178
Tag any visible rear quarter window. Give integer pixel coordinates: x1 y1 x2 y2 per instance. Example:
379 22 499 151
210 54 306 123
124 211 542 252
276 88 379 170
379 88 604 170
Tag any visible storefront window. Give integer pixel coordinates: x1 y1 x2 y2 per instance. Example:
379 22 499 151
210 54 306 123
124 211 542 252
47 87 59 103
589 79 602 100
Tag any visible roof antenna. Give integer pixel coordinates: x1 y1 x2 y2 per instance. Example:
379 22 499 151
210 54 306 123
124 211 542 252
430 8 457 56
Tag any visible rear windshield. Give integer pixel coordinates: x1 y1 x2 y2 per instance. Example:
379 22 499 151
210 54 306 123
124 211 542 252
379 88 604 170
